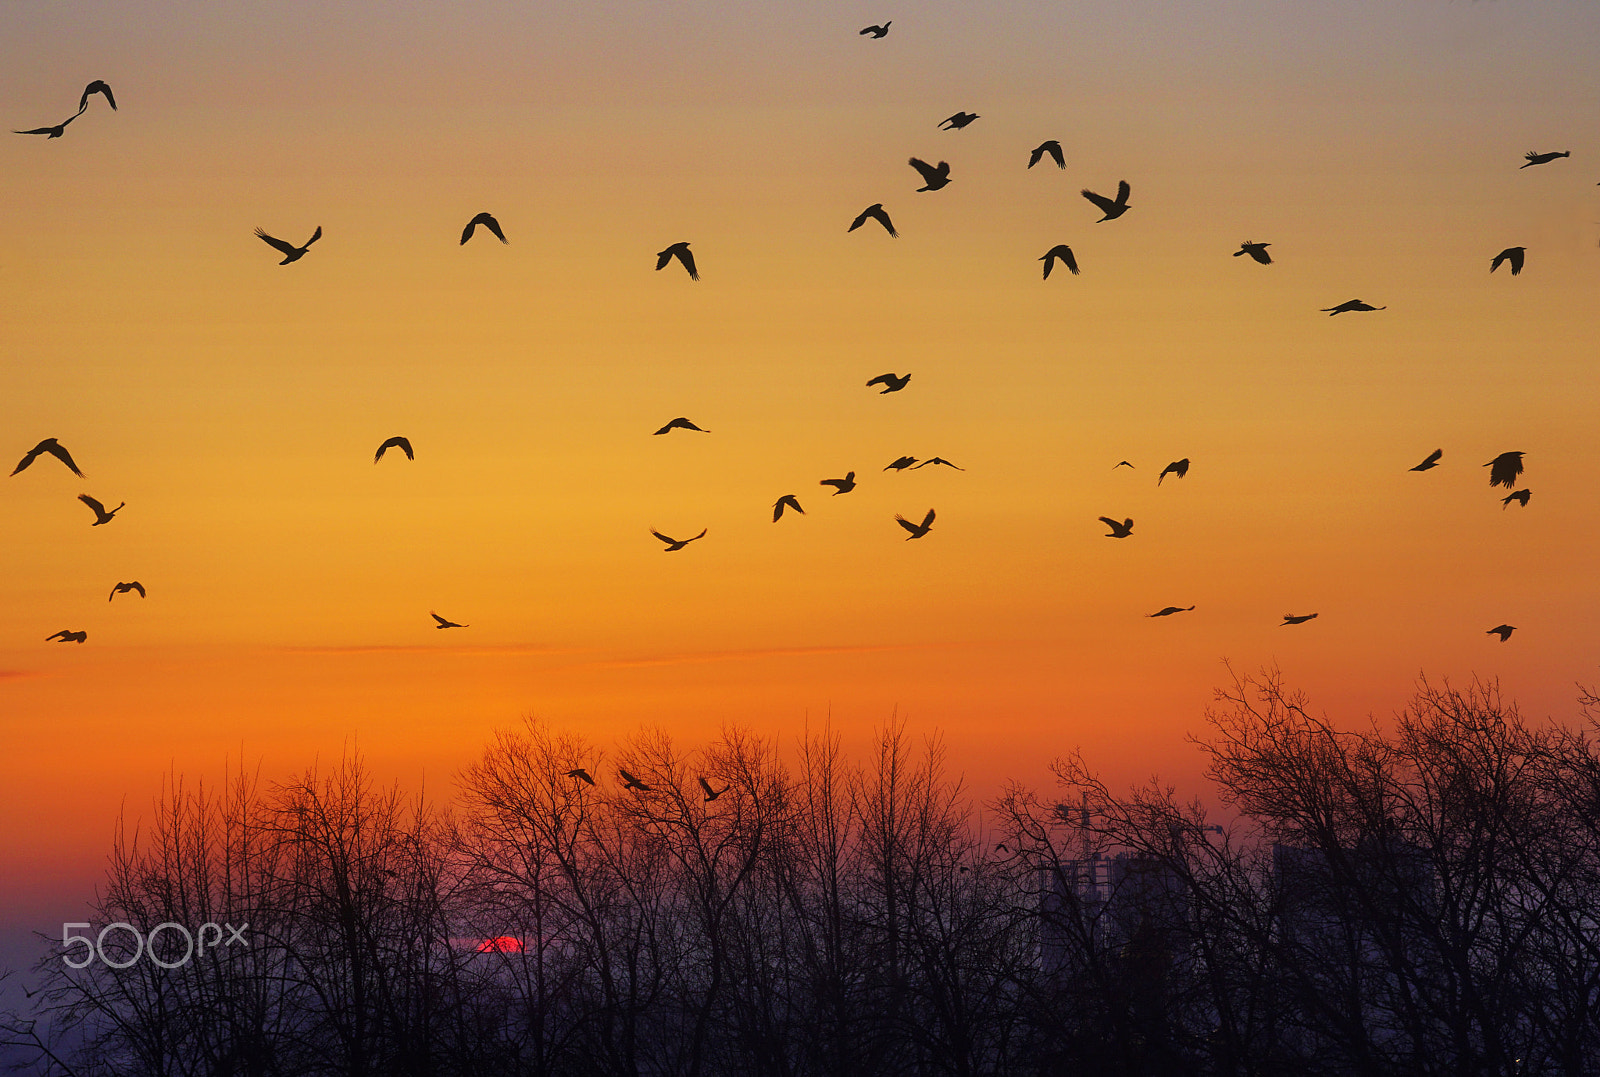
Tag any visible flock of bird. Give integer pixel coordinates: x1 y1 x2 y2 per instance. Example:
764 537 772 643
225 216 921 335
12 42 1568 681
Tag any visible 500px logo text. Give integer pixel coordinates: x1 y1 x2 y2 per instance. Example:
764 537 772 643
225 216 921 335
62 922 249 969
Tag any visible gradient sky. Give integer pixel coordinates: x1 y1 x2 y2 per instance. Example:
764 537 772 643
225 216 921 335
3 0 1599 976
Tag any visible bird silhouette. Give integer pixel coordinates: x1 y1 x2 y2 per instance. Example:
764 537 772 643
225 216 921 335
1486 624 1516 642
939 112 980 130
848 203 898 237
430 611 468 629
859 22 891 38
1099 516 1134 538
1485 451 1525 488
656 241 698 280
255 226 322 265
78 80 117 112
460 212 507 245
653 417 709 435
1490 246 1525 275
1149 606 1195 617
79 494 123 526
1410 449 1443 472
1113 461 1135 469
374 436 414 463
867 372 911 393
912 457 964 470
1234 241 1272 265
698 777 729 801
45 629 87 644
12 438 84 477
1521 150 1569 168
1501 489 1531 509
1029 140 1065 169
652 528 707 551
909 157 951 191
884 456 918 471
14 112 80 139
1157 459 1189 485
567 768 596 785
1081 181 1131 221
1040 245 1079 279
820 473 857 495
773 494 805 522
1322 299 1385 315
619 769 651 791
1281 613 1318 625
896 508 935 539
109 581 146 602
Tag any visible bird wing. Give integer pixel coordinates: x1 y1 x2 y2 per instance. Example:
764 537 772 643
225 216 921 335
1490 249 1510 272
650 531 676 545
430 611 450 626
869 206 897 236
78 494 105 514
895 514 918 534
1081 188 1117 214
1248 245 1271 264
1421 449 1442 467
1059 246 1078 275
1098 516 1119 529
1028 145 1044 167
14 124 64 135
677 246 698 280
482 214 507 242
1115 180 1130 205
255 228 299 256
131 582 145 597
920 508 935 528
688 529 707 542
866 374 890 387
698 777 715 796
848 209 869 232
304 226 323 248
395 437 413 459
460 218 479 244
655 249 672 270
908 157 939 183
46 442 84 476
1509 248 1524 274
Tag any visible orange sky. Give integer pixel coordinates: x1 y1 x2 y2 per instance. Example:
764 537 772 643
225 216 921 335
3 0 1599 971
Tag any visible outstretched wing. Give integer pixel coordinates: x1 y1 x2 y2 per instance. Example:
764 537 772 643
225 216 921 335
895 514 919 534
908 157 939 183
867 205 897 236
1081 188 1118 215
44 441 85 476
1115 180 1131 205
430 611 451 626
676 246 698 280
81 80 116 111
78 494 106 514
919 508 936 529
1098 516 1120 530
255 228 298 257
698 776 715 797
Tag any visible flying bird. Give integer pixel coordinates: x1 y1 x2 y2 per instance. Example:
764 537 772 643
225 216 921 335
619 769 651 791
1040 245 1079 279
45 630 87 644
1490 246 1525 275
896 508 936 539
1486 624 1516 642
1081 181 1131 222
374 436 414 463
78 80 117 112
1322 299 1385 315
860 22 891 37
109 581 146 602
867 372 911 393
939 112 980 130
656 241 698 280
653 417 709 435
1521 150 1569 168
1113 461 1134 469
1099 516 1134 538
909 157 951 192
820 472 857 495
1149 606 1195 617
1234 241 1272 265
12 438 84 477
848 203 898 237
773 494 805 522
255 225 322 265
79 494 123 526
460 212 507 245
566 768 596 785
912 457 964 470
14 112 80 139
430 611 468 629
1485 451 1525 488
1410 449 1443 472
1028 140 1065 169
1157 459 1189 485
652 528 707 551
1501 489 1531 509
1281 613 1318 626
698 777 728 802
884 456 918 471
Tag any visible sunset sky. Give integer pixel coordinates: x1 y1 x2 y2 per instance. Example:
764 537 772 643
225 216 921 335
3 0 1599 976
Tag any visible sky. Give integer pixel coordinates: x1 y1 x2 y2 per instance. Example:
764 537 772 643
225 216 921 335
3 0 1599 978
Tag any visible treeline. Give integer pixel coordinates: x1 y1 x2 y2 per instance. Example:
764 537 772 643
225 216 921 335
6 674 1600 1076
